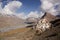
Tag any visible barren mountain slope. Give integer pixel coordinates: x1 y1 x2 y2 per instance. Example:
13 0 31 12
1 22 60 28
0 14 26 28
41 12 57 21
0 13 60 40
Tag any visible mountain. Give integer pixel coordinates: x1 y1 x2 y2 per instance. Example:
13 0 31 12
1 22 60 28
0 12 60 40
0 14 26 29
0 13 60 40
41 12 57 21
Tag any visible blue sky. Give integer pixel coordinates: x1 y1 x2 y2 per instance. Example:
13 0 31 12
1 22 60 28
0 0 60 19
1 0 41 15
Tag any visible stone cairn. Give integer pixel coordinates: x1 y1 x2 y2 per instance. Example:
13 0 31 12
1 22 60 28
33 18 52 35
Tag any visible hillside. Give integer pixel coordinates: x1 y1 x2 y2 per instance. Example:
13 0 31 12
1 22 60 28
0 13 60 40
0 14 28 32
0 25 60 40
41 12 57 21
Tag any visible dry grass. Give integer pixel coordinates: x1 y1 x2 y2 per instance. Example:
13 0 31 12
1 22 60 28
0 28 35 40
0 28 31 37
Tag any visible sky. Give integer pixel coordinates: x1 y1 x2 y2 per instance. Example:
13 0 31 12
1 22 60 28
1 0 41 14
0 0 60 19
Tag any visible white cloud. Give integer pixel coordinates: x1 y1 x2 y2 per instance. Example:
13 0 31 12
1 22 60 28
0 1 28 19
47 0 60 4
16 12 26 19
2 1 22 14
16 11 44 19
40 0 60 16
0 1 41 19
48 8 58 16
41 0 53 11
27 11 39 18
0 2 3 13
15 11 44 19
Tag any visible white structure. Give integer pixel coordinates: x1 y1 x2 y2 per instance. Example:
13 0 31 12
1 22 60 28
35 18 51 33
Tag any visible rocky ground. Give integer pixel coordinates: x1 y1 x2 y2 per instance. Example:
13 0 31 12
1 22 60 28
0 25 60 40
32 25 60 40
0 13 60 40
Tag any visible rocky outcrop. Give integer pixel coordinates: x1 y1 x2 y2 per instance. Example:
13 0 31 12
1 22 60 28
32 12 60 40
